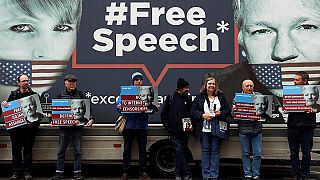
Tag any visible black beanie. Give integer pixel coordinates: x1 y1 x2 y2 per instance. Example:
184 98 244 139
177 78 189 89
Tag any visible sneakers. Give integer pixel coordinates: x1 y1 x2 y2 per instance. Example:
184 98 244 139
24 173 33 180
175 177 182 180
139 172 151 180
120 173 129 180
50 172 64 180
74 172 84 180
253 176 261 180
184 176 192 180
9 173 20 180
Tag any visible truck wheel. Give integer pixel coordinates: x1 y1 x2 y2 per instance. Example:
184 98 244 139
149 144 176 178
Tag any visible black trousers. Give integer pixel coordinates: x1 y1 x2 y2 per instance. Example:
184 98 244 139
8 126 38 175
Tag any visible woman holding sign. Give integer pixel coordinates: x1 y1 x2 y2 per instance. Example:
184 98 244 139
191 74 231 180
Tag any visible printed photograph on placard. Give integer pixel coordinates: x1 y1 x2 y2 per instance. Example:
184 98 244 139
121 86 158 113
283 85 320 112
1 94 43 130
233 93 272 121
51 99 90 126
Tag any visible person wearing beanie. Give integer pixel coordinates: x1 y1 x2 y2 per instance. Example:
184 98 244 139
161 78 193 180
117 72 155 180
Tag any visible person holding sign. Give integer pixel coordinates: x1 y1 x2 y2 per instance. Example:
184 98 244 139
161 78 193 180
234 79 263 180
287 71 317 180
117 72 157 180
1 74 42 180
50 74 94 180
191 75 231 180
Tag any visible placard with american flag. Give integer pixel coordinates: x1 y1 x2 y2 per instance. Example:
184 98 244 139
283 85 320 112
233 93 273 121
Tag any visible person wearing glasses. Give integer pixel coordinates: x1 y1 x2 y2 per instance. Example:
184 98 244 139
1 74 42 180
117 72 158 180
233 79 263 180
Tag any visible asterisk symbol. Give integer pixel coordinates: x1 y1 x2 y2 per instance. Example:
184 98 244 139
86 92 92 98
217 20 229 33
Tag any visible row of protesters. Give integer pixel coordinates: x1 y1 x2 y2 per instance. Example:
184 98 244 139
159 71 317 180
117 72 158 180
1 74 94 180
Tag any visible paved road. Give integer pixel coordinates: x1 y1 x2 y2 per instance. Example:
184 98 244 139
0 163 319 180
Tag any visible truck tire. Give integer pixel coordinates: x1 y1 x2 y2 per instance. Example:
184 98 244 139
149 143 176 178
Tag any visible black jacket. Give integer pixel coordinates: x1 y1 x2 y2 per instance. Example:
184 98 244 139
287 112 316 128
161 91 193 134
191 91 231 137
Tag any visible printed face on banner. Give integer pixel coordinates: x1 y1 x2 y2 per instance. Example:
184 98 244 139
303 85 319 106
51 99 90 126
71 99 86 119
1 94 43 129
20 96 37 118
254 95 268 115
236 0 320 97
283 85 320 112
0 0 82 100
233 93 272 121
19 94 43 122
139 86 154 107
121 86 158 113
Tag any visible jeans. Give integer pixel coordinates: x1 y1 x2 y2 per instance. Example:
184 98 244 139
287 127 314 178
171 134 192 178
122 129 147 173
200 132 221 179
239 132 262 178
9 126 38 175
56 127 83 173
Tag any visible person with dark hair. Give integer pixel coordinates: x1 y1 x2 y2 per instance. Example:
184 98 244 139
117 72 158 180
287 71 317 180
50 74 94 180
0 0 82 101
191 74 231 180
161 78 193 180
1 74 43 180
234 79 263 180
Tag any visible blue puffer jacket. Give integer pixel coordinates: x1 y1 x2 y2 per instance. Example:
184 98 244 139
116 95 149 130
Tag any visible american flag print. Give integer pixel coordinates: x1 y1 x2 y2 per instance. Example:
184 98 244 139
281 62 320 86
0 60 68 88
251 64 282 89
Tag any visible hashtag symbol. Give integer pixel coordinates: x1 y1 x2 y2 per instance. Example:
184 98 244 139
105 2 128 25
